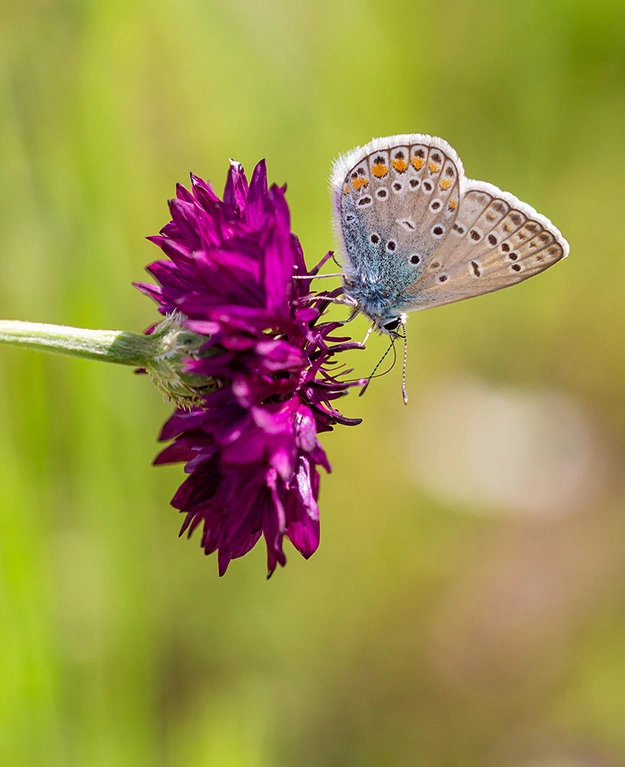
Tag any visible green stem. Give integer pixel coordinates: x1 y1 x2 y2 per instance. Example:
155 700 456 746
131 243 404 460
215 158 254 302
0 320 162 367
0 315 218 408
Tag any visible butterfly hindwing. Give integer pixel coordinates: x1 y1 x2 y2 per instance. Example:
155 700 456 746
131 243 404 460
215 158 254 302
399 179 570 311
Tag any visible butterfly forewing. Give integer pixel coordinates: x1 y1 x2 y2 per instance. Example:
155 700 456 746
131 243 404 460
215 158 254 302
332 135 464 283
401 179 569 310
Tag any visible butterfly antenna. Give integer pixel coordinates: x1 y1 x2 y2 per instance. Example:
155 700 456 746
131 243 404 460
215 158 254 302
400 316 409 405
359 336 396 397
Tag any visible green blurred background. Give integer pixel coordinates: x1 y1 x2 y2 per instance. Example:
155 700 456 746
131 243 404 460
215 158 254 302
1 0 625 764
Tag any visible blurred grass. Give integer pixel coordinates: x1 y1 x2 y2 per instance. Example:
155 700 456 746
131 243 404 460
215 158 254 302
1 0 625 764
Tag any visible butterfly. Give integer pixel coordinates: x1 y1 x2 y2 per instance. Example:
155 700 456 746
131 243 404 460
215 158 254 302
331 134 569 335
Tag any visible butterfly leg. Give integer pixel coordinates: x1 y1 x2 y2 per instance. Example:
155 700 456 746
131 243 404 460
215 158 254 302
293 294 357 307
292 273 343 280
361 322 374 346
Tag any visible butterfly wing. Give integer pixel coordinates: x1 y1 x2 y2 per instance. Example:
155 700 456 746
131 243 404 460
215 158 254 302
398 179 570 311
331 135 465 297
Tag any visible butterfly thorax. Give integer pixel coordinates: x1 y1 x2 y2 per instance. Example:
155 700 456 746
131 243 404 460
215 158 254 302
343 272 410 332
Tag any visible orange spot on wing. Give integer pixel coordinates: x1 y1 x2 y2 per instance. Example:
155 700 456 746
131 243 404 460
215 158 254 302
343 184 350 195
428 161 440 173
439 179 453 191
392 158 408 173
448 198 457 211
352 177 369 191
411 157 425 171
371 162 388 178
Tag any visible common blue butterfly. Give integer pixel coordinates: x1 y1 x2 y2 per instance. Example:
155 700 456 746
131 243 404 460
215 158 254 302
331 134 569 338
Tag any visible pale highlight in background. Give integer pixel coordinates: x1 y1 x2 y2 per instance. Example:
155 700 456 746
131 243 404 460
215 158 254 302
406 378 612 517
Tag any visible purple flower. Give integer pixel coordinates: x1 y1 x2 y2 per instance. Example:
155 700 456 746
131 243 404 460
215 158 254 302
135 160 362 575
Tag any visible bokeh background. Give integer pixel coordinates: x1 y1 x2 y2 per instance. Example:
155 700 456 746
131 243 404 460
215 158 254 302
2 0 625 764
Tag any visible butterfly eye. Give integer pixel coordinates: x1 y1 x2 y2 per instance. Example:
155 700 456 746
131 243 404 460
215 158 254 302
382 318 400 332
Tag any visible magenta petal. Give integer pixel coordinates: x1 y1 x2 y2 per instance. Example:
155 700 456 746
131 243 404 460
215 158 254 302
287 516 320 558
270 441 296 481
133 281 163 303
190 173 220 210
245 160 269 228
263 222 292 312
254 339 304 371
295 307 319 322
223 160 249 214
295 405 317 452
251 401 297 435
293 455 319 515
168 199 202 250
221 428 267 465
263 469 287 574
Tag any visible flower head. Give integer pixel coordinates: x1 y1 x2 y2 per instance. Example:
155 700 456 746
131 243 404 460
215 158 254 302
135 160 362 575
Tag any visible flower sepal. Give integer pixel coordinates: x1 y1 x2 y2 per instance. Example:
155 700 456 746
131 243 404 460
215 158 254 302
142 312 221 409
